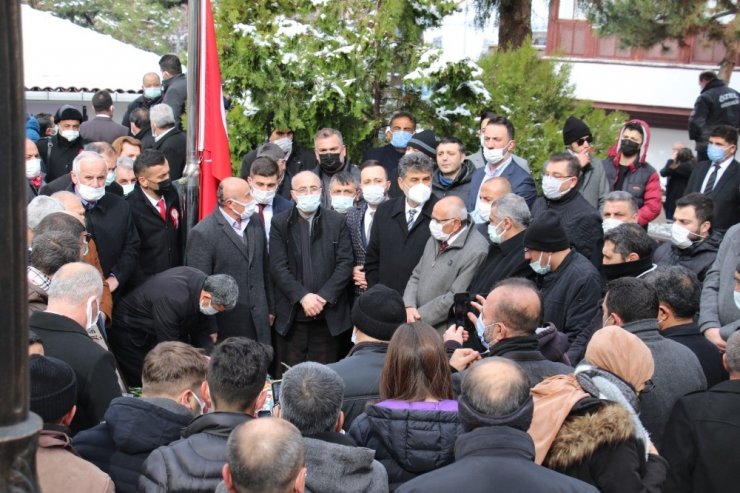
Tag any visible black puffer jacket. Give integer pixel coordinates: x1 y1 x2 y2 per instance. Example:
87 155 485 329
73 396 193 493
348 403 463 491
138 412 252 493
652 230 723 283
431 160 476 200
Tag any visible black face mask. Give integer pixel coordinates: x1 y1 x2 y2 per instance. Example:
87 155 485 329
620 139 640 157
154 178 172 196
319 153 343 174
602 256 654 281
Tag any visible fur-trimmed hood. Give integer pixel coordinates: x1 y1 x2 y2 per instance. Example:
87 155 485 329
544 402 636 470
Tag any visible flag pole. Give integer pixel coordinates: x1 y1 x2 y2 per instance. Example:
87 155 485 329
182 0 201 238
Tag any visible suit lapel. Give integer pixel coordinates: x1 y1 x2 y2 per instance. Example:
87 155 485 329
215 211 249 260
710 159 738 197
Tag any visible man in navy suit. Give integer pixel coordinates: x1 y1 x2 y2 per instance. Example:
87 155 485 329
684 124 740 232
466 116 536 211
247 156 293 240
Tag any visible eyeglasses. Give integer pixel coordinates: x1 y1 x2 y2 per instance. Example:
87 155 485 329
433 217 457 223
293 186 321 195
576 136 593 146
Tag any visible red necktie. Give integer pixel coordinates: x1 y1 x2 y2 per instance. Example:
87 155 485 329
438 241 449 254
157 198 167 221
258 203 266 223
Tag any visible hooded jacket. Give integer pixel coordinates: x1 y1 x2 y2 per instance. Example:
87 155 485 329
602 120 662 226
303 432 389 493
431 160 476 200
653 230 723 283
349 402 463 491
544 402 668 493
139 412 252 493
73 396 193 493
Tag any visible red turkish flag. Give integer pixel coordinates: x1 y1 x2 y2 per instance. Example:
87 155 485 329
197 0 231 219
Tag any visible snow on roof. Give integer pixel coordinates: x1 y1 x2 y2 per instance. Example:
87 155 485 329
22 5 162 93
558 58 740 110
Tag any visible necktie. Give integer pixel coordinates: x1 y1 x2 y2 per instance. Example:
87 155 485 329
407 209 417 230
258 203 266 223
703 163 722 194
157 198 167 221
438 241 449 254
365 210 374 241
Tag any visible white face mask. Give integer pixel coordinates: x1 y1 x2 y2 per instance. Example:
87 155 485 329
200 299 219 316
85 296 100 332
488 220 505 244
475 200 492 224
361 185 386 205
274 137 293 155
231 199 257 221
529 251 552 275
60 129 79 142
252 187 276 205
295 194 321 214
351 329 358 345
542 175 573 200
429 219 452 242
122 183 136 195
191 391 207 416
482 142 509 165
671 223 702 249
26 158 42 179
331 195 354 214
406 183 431 205
602 218 623 233
105 171 116 186
77 183 106 202
735 290 740 310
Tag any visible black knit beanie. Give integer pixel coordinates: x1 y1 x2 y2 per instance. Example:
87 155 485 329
351 284 406 341
407 130 438 159
30 354 77 423
562 116 591 146
523 210 570 252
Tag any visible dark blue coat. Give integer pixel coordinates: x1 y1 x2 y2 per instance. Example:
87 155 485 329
465 159 537 210
73 396 193 493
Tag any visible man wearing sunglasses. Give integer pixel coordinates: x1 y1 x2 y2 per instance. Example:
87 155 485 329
562 116 610 210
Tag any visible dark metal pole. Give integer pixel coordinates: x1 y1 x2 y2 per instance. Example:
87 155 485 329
0 0 43 491
181 0 201 241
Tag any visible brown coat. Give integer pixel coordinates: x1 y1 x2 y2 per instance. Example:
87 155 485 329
28 282 48 314
36 428 115 493
83 239 113 324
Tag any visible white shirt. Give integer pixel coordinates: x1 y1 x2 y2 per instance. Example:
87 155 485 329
364 206 376 241
446 225 468 247
475 156 513 212
700 156 733 192
220 207 248 236
404 200 422 228
260 201 274 238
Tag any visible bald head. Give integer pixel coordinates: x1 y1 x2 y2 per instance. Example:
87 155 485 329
224 418 305 493
462 357 531 418
291 170 321 190
482 278 541 345
51 191 86 225
26 138 40 160
218 177 252 205
143 72 161 87
432 195 467 237
479 176 512 204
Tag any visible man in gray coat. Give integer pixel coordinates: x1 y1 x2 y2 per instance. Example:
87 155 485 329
404 196 488 331
186 177 274 345
276 362 388 493
700 224 740 351
562 116 609 210
603 277 707 448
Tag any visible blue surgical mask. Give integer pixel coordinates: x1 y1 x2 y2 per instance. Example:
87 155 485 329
295 194 321 214
475 315 490 349
707 144 727 163
331 195 354 214
390 130 413 149
144 87 162 99
529 251 552 275
487 220 505 244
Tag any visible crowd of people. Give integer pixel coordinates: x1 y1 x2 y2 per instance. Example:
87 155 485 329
22 59 740 492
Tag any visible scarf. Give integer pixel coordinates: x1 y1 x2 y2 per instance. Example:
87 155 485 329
487 335 539 357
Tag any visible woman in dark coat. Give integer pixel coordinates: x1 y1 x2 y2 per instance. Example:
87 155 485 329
660 147 695 220
528 325 668 493
349 322 463 491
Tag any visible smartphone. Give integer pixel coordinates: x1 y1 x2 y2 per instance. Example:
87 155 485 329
453 292 471 328
271 380 282 406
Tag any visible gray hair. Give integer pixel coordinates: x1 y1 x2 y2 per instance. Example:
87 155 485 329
227 418 304 493
27 196 63 230
116 156 135 171
314 127 344 145
72 151 107 175
726 332 740 375
84 141 115 158
149 103 176 129
602 191 638 215
280 362 344 435
450 203 468 221
462 357 531 417
47 262 103 305
30 231 81 276
491 193 531 227
643 265 700 319
203 274 239 310
329 171 358 189
398 152 435 179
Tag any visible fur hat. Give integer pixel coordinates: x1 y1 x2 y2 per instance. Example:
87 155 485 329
54 105 83 123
